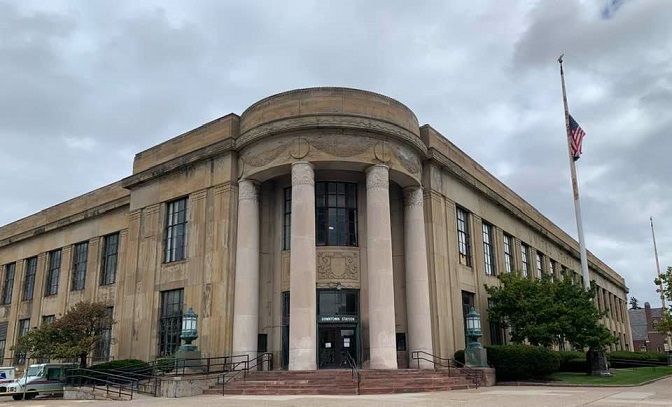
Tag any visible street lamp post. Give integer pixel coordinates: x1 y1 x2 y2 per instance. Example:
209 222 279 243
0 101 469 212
175 307 203 372
180 308 199 351
464 307 488 367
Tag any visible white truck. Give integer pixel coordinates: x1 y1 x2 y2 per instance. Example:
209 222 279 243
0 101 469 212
5 363 75 400
0 367 16 393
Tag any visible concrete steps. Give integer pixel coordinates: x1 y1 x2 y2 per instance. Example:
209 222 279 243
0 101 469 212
212 369 475 395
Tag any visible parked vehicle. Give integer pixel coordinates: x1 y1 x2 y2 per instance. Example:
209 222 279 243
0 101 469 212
0 367 16 393
5 363 76 400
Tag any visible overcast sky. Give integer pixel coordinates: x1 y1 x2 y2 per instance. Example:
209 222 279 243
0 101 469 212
1 0 671 306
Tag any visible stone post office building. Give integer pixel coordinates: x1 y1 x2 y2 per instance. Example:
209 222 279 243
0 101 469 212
0 88 632 369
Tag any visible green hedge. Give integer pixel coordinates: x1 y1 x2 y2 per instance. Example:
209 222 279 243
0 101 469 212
486 345 560 381
455 345 560 381
454 349 465 364
607 351 668 368
91 359 151 373
557 351 586 372
607 351 664 362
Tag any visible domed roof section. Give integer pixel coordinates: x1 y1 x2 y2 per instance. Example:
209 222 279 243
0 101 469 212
240 87 420 137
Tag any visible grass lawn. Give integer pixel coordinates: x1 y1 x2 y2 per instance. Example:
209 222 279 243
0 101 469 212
549 366 672 386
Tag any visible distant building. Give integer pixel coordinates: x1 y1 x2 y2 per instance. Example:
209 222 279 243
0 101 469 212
629 302 667 352
0 88 632 369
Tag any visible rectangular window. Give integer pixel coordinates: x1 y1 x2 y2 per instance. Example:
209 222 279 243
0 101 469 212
15 318 30 364
315 182 358 247
520 243 530 277
71 242 88 291
0 321 7 361
536 251 544 278
44 249 61 296
165 198 188 262
550 260 558 281
94 307 113 361
2 263 15 305
283 188 292 250
462 291 475 345
456 207 472 267
42 315 55 325
22 257 38 301
396 333 407 351
101 233 119 285
158 289 183 357
482 222 496 276
488 298 505 345
503 234 514 273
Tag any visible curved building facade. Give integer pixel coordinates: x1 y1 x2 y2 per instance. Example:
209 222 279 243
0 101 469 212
0 88 632 369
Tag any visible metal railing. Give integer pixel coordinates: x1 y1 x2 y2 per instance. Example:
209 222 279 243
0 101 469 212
608 358 670 369
343 351 361 394
410 350 481 388
65 368 135 400
221 352 274 394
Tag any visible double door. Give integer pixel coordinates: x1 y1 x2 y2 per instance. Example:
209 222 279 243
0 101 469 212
318 325 357 368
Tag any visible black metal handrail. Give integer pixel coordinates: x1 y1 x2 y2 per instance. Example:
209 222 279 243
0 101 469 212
343 351 361 394
65 368 136 400
221 352 274 394
410 350 481 388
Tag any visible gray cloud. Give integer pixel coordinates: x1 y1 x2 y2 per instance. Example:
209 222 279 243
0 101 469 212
1 0 671 305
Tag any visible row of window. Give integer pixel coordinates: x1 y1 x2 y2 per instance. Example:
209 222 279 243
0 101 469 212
456 207 567 281
9 309 113 364
0 233 119 305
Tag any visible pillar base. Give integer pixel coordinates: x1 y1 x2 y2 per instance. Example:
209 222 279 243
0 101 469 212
465 347 488 368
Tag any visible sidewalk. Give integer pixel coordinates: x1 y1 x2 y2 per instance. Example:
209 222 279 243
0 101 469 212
5 376 672 407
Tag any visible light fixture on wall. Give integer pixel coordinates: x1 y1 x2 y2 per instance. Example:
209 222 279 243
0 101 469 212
180 307 199 351
336 282 343 291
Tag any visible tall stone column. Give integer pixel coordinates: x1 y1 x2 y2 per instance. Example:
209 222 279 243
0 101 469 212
289 162 317 370
404 187 434 368
232 179 260 359
366 164 398 369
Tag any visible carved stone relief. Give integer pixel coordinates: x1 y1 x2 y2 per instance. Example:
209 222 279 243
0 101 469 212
291 162 314 186
366 165 389 190
316 250 360 283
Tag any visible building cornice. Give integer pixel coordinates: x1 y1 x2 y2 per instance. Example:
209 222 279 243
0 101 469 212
0 196 130 248
122 139 236 189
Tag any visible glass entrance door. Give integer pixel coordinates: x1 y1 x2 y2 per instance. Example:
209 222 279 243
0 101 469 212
318 325 357 368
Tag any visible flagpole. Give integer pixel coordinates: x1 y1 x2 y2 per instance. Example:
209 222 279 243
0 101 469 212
558 54 591 291
650 217 667 309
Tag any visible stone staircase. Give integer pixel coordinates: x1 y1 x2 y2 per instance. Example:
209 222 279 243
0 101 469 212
210 369 475 396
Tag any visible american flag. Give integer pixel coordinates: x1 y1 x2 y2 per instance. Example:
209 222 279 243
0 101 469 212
569 115 586 161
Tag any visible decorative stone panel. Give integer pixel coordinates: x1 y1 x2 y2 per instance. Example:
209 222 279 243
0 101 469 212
316 248 360 288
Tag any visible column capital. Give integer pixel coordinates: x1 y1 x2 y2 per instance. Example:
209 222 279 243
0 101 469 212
238 179 260 202
366 164 389 191
403 186 424 208
291 161 314 186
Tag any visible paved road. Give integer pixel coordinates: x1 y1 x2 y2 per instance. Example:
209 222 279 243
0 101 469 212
4 376 672 406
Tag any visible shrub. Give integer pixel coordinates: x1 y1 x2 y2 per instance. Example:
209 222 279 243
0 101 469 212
607 351 662 362
607 351 667 368
91 359 151 374
454 350 465 365
485 345 560 381
562 358 589 373
155 357 177 374
557 351 586 372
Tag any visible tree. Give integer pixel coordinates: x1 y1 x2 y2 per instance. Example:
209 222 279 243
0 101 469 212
654 266 672 338
629 296 641 309
486 272 615 350
12 301 114 367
